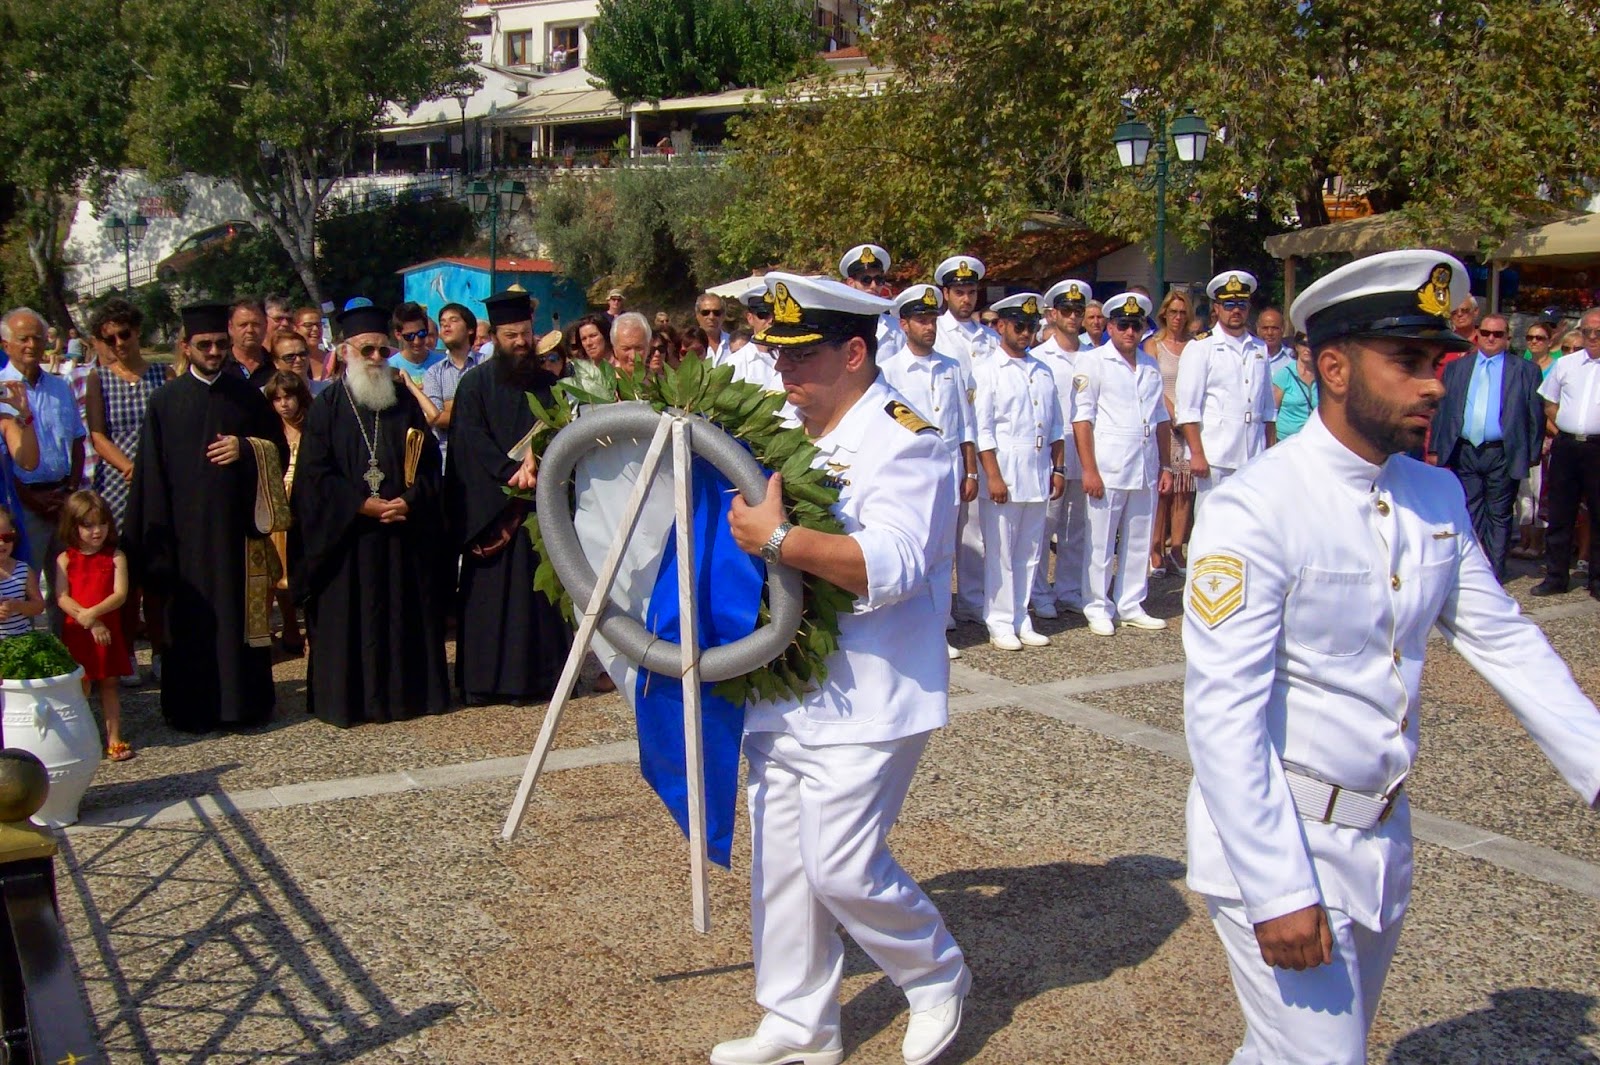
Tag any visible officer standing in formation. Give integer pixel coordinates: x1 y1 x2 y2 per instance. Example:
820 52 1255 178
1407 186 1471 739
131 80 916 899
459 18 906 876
878 284 979 660
972 292 1063 650
1072 292 1173 636
733 284 784 392
1176 270 1277 506
724 272 970 1065
839 243 905 361
1182 250 1600 1065
1029 278 1093 616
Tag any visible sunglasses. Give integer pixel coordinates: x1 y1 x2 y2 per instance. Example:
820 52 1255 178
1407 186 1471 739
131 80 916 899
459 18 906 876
278 349 309 360
1109 318 1144 331
398 329 430 343
190 339 227 353
103 327 137 343
540 354 565 365
0 532 15 544
1581 327 1600 339
1562 345 1581 354
857 274 886 285
1217 300 1251 311
1478 329 1507 338
356 344 394 359
697 308 722 317
1527 334 1550 342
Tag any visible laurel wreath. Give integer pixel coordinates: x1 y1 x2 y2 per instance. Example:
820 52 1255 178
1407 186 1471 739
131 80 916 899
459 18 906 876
517 356 853 705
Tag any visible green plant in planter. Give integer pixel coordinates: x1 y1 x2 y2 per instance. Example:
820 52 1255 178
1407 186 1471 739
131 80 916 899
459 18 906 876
0 632 80 680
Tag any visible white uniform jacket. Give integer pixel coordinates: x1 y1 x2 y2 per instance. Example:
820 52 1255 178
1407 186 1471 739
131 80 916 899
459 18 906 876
1174 329 1276 469
878 347 975 489
1183 412 1600 932
876 314 906 362
936 311 1001 377
1032 335 1086 479
730 344 784 393
744 377 956 745
1070 343 1168 492
972 352 1063 503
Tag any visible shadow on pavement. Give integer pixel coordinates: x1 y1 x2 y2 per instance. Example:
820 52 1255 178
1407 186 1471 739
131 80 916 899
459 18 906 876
842 854 1190 1061
58 793 457 1062
1387 987 1598 1064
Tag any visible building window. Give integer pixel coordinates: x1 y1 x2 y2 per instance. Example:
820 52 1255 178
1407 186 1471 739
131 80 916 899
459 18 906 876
548 25 581 70
505 30 533 67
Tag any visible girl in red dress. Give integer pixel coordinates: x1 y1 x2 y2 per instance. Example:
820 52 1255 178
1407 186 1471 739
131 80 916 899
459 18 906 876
55 491 133 760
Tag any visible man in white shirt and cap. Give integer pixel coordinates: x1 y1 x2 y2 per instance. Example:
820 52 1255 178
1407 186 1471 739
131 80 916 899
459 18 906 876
1072 292 1173 636
971 292 1063 651
730 285 784 393
1175 270 1277 506
1030 278 1093 616
1183 249 1600 1065
933 255 1000 376
880 284 978 659
722 273 970 1065
839 243 905 361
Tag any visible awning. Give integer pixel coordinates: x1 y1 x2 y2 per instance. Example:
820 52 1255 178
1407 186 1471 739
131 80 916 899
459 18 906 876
1493 213 1600 265
1263 212 1483 260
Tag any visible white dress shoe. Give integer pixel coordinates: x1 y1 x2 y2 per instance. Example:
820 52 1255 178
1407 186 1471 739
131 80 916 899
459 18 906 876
1031 599 1058 619
902 994 964 1065
1086 617 1115 637
946 641 961 660
709 1033 843 1065
1120 611 1168 631
1017 626 1050 647
988 632 1023 651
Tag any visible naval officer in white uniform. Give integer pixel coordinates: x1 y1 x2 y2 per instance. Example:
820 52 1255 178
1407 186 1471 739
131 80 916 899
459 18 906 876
1030 278 1093 616
1183 250 1600 1065
1175 270 1277 506
878 284 978 659
839 243 905 361
722 272 969 1065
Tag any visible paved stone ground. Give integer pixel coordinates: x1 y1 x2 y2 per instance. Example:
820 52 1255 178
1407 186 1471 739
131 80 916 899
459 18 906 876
49 562 1600 1063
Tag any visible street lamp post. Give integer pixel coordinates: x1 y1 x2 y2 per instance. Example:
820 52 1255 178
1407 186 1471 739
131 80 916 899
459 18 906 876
1112 106 1211 297
466 178 528 295
455 91 472 174
103 213 150 291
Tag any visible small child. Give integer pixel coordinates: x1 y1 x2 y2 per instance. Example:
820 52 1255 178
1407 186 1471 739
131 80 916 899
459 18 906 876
55 491 133 761
0 506 45 638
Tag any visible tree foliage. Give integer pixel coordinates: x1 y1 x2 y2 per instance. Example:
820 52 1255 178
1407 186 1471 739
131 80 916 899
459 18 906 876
534 163 743 308
723 0 1600 276
123 0 479 307
0 0 133 328
587 0 821 103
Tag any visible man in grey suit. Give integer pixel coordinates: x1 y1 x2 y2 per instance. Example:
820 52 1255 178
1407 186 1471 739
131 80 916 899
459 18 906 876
1428 313 1545 580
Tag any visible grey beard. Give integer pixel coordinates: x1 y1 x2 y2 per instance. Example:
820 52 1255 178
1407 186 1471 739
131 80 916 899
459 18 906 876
345 362 398 411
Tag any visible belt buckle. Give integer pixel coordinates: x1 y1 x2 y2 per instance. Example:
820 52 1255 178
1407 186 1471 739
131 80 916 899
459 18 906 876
1245 412 1254 424
1378 782 1403 823
1576 433 1590 443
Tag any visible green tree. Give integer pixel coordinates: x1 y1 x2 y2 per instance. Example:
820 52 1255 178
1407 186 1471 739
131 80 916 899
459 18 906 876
587 0 821 103
0 0 132 329
724 0 1600 275
124 0 480 308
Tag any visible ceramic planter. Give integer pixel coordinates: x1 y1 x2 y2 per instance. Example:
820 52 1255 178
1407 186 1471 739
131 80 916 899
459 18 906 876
1 668 100 827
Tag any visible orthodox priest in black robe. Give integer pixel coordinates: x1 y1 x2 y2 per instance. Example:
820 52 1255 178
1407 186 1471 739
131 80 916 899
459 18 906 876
444 290 571 705
291 304 451 726
126 303 289 732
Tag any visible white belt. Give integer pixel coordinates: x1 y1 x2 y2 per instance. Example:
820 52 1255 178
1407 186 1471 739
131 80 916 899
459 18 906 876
1283 768 1403 831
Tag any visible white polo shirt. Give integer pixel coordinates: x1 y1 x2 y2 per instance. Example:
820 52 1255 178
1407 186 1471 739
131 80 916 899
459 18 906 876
1538 351 1600 435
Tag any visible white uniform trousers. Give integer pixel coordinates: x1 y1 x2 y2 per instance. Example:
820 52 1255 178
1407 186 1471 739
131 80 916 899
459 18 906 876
955 500 985 618
1193 464 1239 509
1208 898 1405 1065
746 731 968 1047
1084 487 1154 623
1032 479 1088 609
979 498 1047 636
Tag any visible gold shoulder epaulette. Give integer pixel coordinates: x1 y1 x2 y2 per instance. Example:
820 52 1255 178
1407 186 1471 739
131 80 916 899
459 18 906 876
885 400 937 434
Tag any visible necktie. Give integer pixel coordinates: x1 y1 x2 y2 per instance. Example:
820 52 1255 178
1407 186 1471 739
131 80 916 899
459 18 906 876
1464 359 1489 447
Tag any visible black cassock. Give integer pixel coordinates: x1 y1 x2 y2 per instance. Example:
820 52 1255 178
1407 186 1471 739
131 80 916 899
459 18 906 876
126 371 286 732
443 356 571 704
291 382 450 726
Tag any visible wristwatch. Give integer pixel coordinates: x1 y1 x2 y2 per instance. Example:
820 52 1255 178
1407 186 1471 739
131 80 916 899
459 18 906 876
1051 466 1067 475
761 521 793 565
964 472 979 480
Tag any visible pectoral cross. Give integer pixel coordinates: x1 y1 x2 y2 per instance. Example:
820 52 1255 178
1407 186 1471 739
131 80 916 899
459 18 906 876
363 458 383 497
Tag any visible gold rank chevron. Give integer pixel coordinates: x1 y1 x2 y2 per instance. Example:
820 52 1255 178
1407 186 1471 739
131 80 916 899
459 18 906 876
1189 553 1247 628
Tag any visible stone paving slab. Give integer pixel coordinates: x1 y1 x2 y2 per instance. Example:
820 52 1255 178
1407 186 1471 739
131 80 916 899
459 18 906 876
56 705 1600 1064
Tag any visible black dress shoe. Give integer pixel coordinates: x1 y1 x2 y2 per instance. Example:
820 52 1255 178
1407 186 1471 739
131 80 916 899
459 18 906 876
1531 578 1570 597
1590 583 1600 602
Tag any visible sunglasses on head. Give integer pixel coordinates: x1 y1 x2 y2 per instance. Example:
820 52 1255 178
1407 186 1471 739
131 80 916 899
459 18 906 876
399 328 429 343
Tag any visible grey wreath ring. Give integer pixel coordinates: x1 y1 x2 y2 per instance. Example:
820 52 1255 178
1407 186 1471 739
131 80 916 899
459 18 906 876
535 401 805 682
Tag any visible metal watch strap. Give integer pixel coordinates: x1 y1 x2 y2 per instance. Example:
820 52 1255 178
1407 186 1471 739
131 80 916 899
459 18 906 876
761 521 793 564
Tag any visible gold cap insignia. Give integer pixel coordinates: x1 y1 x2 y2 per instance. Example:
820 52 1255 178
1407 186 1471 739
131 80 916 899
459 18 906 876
1067 284 1082 301
1121 296 1142 316
859 246 878 267
1217 274 1250 298
1416 263 1452 317
953 260 977 282
920 287 938 307
771 282 803 325
1021 296 1039 316
1188 553 1247 628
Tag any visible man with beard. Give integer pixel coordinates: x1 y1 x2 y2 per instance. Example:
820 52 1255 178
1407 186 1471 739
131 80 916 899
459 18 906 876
444 290 571 705
1182 251 1600 1065
291 304 450 726
1030 279 1093 617
127 303 288 731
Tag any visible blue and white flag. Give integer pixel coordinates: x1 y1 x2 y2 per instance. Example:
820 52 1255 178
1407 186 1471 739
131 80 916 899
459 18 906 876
571 433 764 867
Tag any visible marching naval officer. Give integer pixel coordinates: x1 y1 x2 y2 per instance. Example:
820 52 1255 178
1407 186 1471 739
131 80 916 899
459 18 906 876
1175 270 1276 506
723 273 970 1065
879 284 979 660
839 243 905 361
1030 278 1093 616
1072 292 1173 636
1183 250 1600 1065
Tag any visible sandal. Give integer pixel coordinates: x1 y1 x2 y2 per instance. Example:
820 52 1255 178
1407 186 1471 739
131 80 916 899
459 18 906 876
106 741 135 762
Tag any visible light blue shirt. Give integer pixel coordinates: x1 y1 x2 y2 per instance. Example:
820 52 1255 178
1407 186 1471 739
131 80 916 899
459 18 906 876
0 365 85 484
421 350 482 456
389 349 444 384
1463 350 1504 446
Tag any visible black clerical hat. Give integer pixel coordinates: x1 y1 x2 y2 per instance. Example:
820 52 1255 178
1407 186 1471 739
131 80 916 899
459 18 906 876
180 303 230 338
485 290 534 327
338 303 391 338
